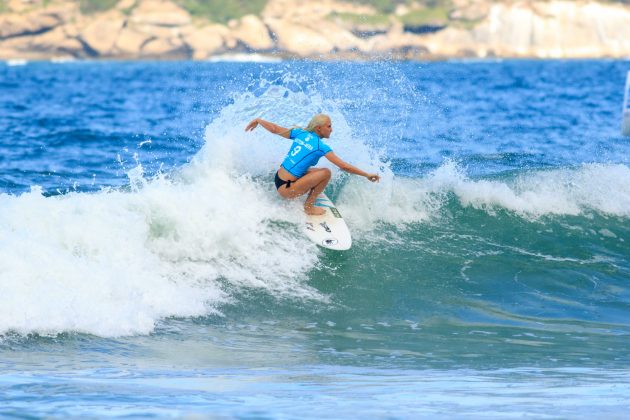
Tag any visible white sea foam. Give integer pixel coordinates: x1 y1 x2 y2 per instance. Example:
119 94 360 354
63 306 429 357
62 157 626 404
0 97 331 337
339 160 630 229
6 59 28 67
0 166 324 337
434 160 630 218
207 53 282 63
1 75 368 338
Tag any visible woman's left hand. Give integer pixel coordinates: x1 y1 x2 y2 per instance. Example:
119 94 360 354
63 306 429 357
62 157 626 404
245 119 259 131
366 174 380 182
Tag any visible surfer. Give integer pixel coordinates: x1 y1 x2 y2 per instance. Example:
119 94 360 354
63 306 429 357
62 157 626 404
245 114 380 215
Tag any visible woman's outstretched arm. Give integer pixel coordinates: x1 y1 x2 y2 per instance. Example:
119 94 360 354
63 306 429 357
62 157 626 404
245 118 291 138
325 152 380 182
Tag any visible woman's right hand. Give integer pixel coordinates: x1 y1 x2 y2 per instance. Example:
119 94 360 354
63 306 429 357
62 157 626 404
245 118 259 131
366 174 380 182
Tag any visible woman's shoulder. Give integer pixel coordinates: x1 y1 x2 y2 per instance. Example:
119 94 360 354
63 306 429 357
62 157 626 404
289 127 306 138
319 138 332 152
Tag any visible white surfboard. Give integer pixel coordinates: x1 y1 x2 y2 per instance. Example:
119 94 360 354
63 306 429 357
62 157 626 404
303 193 352 250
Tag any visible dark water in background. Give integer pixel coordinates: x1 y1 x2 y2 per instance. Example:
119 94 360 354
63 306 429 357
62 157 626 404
0 59 629 417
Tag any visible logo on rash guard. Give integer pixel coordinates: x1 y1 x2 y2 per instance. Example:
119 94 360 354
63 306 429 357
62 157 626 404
293 137 314 151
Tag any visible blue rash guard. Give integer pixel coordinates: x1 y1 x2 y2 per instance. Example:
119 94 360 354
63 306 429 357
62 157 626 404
281 128 332 178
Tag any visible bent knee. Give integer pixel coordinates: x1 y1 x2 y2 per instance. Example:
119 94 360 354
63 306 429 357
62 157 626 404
320 168 332 180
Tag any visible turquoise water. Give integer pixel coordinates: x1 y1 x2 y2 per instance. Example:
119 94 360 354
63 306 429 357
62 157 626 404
1 59 629 417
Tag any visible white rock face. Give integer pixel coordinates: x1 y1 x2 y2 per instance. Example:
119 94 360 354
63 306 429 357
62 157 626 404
424 0 630 58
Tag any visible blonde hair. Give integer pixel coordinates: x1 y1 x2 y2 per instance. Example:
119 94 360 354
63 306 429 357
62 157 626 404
278 114 331 137
305 114 330 133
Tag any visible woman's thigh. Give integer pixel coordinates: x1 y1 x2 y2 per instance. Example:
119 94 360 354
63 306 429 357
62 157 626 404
277 168 331 199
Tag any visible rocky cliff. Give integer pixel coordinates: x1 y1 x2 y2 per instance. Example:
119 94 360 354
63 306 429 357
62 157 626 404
1 0 629 60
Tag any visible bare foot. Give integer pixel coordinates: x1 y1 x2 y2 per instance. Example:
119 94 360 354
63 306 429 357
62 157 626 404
304 206 325 216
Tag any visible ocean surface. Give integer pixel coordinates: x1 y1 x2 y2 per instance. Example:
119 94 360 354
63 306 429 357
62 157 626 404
1 58 629 418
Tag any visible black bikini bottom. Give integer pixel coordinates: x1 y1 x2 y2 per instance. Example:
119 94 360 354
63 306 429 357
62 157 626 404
274 171 294 190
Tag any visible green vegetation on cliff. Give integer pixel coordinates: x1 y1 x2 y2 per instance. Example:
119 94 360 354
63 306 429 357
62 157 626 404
328 0 455 31
6 0 630 25
400 6 449 26
75 0 267 21
329 11 391 26
79 0 119 14
355 0 401 13
177 0 267 23
17 0 630 23
69 0 458 22
355 0 450 13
